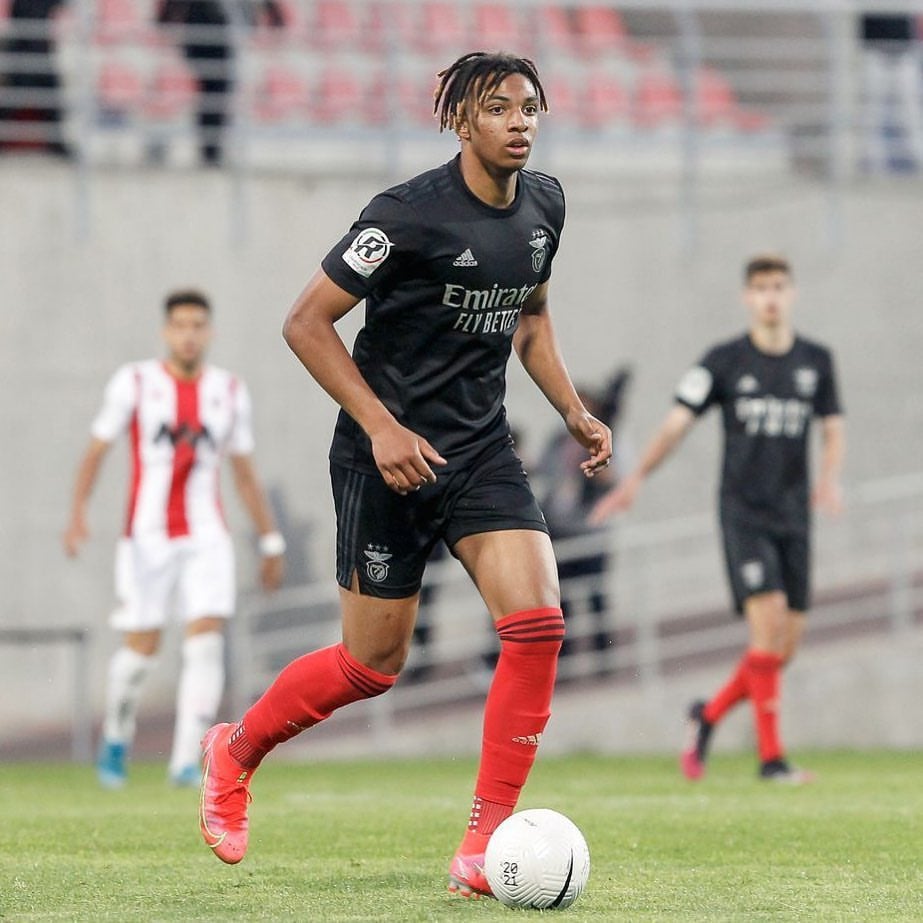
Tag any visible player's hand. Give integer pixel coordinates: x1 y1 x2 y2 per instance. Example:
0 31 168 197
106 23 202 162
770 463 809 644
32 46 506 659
260 553 285 591
62 518 88 557
566 411 612 478
370 421 447 495
587 475 641 525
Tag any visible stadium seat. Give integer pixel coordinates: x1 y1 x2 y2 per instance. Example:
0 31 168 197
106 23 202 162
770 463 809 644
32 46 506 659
361 0 418 52
310 65 365 124
418 1 467 55
543 72 580 127
535 5 575 54
474 3 522 53
311 0 363 51
251 63 309 122
632 66 683 129
581 71 630 130
94 0 148 45
363 69 434 127
572 5 628 57
97 57 145 112
694 66 737 128
143 57 198 119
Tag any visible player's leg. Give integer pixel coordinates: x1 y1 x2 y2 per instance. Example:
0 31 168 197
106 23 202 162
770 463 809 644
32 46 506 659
199 464 427 864
98 537 173 788
681 521 780 780
169 533 235 785
448 527 564 898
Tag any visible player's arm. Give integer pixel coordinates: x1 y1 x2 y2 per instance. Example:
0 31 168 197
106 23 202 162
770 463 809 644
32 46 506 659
282 269 446 495
63 437 111 557
228 453 286 591
588 405 696 524
812 414 845 515
513 282 612 477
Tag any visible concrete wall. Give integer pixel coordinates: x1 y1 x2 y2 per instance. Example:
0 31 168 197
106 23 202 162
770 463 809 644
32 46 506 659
2 156 921 748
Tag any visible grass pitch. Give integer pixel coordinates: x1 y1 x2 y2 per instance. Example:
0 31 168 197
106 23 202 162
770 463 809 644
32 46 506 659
2 750 920 921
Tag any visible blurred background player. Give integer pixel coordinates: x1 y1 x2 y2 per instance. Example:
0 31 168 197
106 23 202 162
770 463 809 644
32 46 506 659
195 52 612 899
538 368 632 670
63 288 285 788
592 254 844 783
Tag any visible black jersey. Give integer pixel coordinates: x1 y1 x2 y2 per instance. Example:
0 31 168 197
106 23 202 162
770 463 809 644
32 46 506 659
675 334 841 530
321 154 566 474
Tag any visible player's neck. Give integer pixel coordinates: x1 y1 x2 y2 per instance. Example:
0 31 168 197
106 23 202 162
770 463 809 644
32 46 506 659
459 154 519 208
164 357 203 381
749 325 794 356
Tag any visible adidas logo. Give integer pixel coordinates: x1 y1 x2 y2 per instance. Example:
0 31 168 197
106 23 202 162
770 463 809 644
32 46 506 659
453 248 478 267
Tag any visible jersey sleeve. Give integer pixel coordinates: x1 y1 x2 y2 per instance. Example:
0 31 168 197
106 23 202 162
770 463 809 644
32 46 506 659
89 364 137 442
320 192 416 300
228 378 256 456
674 347 722 415
814 348 843 417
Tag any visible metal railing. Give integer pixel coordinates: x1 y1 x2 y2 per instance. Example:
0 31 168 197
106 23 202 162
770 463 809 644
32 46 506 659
229 472 923 730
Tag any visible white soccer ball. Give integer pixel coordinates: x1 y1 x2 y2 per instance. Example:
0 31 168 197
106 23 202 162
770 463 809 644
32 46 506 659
484 808 591 910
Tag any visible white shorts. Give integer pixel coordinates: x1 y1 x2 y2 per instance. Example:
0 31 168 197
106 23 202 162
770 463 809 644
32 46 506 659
111 532 236 631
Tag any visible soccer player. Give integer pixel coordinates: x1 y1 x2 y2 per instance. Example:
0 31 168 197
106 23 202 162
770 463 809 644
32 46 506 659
63 289 285 788
591 254 845 783
197 52 612 897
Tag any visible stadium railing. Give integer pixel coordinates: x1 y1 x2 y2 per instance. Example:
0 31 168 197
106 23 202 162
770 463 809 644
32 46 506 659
230 471 923 732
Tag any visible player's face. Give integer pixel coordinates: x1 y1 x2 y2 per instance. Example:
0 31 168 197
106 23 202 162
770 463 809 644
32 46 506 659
163 304 211 374
458 73 540 173
743 270 794 330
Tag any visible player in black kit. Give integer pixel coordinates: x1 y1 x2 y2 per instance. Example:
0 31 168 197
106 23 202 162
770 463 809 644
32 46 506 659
197 52 613 897
592 254 845 783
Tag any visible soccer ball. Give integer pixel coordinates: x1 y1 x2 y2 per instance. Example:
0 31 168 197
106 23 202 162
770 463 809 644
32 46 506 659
484 809 590 910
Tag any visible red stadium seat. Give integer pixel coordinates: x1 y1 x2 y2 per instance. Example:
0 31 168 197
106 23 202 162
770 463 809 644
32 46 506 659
535 5 575 54
364 69 435 127
95 0 147 45
474 3 521 53
543 73 580 127
582 71 629 130
694 66 737 128
633 66 683 129
251 64 309 122
572 5 628 56
97 58 145 111
418 1 467 55
312 0 363 50
143 58 198 119
311 66 365 124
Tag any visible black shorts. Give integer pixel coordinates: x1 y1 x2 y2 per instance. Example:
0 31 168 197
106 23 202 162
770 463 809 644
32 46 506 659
331 440 548 598
720 513 811 614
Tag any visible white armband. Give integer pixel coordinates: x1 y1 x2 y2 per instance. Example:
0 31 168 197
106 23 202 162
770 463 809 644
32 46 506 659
258 532 287 557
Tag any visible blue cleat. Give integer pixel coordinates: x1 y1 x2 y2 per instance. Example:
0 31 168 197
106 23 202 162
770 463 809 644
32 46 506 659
97 740 127 789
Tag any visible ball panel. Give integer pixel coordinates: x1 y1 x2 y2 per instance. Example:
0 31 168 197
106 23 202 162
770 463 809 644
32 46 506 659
484 809 590 910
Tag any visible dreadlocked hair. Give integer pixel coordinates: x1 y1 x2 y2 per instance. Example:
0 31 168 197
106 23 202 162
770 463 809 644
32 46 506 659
434 51 547 132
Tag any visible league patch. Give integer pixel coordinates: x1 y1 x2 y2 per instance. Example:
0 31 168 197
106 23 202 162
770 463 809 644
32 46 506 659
342 228 393 278
676 366 713 408
530 229 548 273
794 367 818 398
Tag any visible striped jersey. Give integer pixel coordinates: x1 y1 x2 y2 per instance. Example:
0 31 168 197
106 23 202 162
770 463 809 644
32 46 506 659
90 359 254 538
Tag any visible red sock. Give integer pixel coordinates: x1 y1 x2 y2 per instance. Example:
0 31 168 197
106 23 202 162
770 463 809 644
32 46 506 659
228 643 396 768
745 650 784 762
703 653 750 724
464 607 565 844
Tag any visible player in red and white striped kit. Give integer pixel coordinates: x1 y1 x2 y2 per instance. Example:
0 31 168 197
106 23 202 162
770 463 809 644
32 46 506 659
64 289 285 788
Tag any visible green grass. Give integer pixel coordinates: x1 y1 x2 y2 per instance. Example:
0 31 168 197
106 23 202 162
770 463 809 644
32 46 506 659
1 751 920 921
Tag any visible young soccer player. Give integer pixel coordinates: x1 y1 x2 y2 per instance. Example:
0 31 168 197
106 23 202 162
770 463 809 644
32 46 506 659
63 290 285 788
591 254 845 783
197 52 612 897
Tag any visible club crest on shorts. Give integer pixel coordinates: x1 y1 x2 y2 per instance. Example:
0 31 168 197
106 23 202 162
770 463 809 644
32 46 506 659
741 559 765 590
364 545 392 582
342 228 393 278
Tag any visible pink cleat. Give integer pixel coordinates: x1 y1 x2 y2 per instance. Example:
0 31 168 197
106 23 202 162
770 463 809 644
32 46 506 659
199 723 254 865
680 699 712 781
680 747 705 780
447 850 493 899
